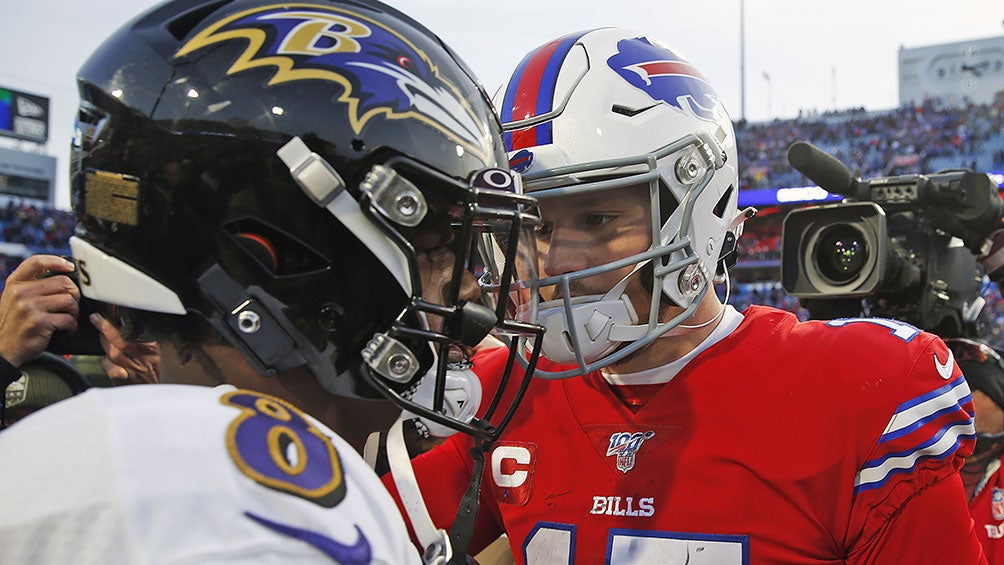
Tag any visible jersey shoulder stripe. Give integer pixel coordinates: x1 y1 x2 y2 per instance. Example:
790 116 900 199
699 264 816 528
879 376 973 441
854 376 975 492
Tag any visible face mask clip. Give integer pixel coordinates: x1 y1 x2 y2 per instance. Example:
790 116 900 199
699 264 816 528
362 332 421 383
360 165 429 228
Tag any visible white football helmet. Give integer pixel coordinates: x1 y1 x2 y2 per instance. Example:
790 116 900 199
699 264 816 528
495 28 752 378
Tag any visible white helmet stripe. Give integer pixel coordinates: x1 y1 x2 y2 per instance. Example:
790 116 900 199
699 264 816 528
70 236 186 314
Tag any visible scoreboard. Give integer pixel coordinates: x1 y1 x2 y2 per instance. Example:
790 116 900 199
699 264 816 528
899 35 1004 108
0 86 49 144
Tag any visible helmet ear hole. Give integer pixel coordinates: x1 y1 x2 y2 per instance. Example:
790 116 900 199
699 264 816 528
235 233 279 273
224 219 328 277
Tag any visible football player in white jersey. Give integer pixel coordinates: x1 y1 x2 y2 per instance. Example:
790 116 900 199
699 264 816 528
0 0 541 563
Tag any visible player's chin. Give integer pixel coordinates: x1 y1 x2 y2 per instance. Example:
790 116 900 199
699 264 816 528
447 344 474 365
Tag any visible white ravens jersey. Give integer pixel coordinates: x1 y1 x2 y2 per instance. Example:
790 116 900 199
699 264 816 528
0 384 420 564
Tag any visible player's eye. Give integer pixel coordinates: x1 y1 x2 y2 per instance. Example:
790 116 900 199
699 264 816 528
585 213 617 227
411 205 462 253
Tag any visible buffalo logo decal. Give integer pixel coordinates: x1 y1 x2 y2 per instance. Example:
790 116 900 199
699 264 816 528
175 3 492 161
508 149 534 173
607 36 721 122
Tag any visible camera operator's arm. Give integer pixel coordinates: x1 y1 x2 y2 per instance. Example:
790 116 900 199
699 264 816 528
0 255 79 387
89 313 160 385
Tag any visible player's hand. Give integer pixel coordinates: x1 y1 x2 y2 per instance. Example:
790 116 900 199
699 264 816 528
91 313 161 385
0 255 80 368
979 228 1004 282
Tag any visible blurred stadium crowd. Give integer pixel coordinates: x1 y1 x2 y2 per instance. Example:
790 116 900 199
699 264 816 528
0 202 74 284
0 99 1000 345
735 99 1004 191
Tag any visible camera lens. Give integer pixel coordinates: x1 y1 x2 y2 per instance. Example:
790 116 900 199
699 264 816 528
814 224 868 284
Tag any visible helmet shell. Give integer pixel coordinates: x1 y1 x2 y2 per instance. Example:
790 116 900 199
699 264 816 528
72 0 506 397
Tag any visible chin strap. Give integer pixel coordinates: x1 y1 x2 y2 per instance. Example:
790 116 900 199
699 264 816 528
384 418 453 565
609 261 732 341
533 262 644 364
367 417 492 565
447 437 491 565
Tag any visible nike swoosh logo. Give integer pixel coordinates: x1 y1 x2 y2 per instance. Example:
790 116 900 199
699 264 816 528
934 350 955 380
246 511 372 564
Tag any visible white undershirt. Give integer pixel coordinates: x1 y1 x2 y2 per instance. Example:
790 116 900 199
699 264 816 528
601 305 744 386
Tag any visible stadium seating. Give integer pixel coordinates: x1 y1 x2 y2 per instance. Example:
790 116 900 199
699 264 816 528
1 99 1001 345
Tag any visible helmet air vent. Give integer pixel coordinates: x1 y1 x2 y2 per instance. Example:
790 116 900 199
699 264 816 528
713 185 734 219
611 104 657 118
224 219 329 277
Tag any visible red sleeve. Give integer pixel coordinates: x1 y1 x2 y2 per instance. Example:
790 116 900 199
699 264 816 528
843 334 984 562
381 434 506 555
847 473 986 564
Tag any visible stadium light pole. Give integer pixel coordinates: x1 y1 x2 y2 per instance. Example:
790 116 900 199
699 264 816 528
739 0 746 121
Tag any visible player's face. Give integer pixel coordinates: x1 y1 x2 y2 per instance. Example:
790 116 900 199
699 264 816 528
411 204 481 325
534 183 652 305
973 390 1004 435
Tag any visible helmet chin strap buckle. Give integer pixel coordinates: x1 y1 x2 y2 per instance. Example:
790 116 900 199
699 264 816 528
197 265 304 376
401 363 483 438
677 263 706 296
696 130 728 169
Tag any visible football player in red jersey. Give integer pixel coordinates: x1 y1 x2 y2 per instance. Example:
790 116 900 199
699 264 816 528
955 338 1004 562
383 27 986 564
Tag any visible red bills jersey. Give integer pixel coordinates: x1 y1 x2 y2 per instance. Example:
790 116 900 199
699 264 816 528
970 457 1004 562
388 306 985 564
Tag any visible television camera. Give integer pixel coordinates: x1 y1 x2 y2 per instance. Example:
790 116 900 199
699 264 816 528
780 141 1003 337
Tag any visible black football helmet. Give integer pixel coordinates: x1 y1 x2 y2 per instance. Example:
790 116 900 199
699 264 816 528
70 0 542 439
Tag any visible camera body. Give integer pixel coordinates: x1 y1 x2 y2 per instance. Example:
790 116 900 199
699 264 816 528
43 266 106 356
780 142 1002 337
781 201 986 336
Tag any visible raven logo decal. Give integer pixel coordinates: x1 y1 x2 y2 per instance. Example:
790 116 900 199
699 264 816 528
176 3 492 161
607 37 721 122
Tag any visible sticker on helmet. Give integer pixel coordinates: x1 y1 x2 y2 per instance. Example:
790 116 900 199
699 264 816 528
508 149 534 173
607 37 720 122
175 3 491 160
84 170 140 226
